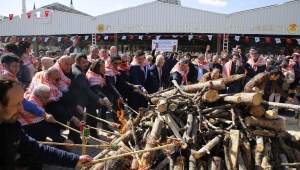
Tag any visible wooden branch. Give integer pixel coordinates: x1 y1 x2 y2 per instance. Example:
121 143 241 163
120 108 145 134
37 141 113 149
198 159 207 170
253 145 263 170
162 113 182 140
240 135 252 170
256 135 264 153
237 151 247 170
181 79 226 92
261 140 271 170
191 117 198 144
198 104 235 114
208 156 223 170
169 103 178 111
219 74 245 87
229 130 239 168
189 149 197 170
223 133 234 170
244 116 286 132
129 112 140 151
193 135 223 159
183 113 193 143
218 94 241 104
280 154 289 170
261 101 300 110
174 156 185 170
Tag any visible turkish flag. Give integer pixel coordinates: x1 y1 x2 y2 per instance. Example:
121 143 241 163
197 35 202 40
129 36 134 40
96 36 101 40
16 38 19 42
164 35 170 38
38 38 42 43
44 10 49 17
77 36 82 41
63 37 68 41
178 35 184 39
26 37 31 41
110 35 115 40
147 35 152 40
245 36 250 43
217 34 222 39
9 14 13 20
265 38 271 44
27 12 31 19
51 37 55 41
224 34 230 39
286 38 292 44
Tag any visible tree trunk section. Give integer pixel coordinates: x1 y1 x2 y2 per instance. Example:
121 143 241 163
264 109 278 119
182 79 226 92
193 135 223 159
229 130 240 169
261 141 271 170
247 105 265 117
233 93 263 106
202 90 219 103
244 116 286 132
240 136 252 170
183 113 193 143
157 99 168 113
223 133 234 170
218 94 241 104
237 151 247 170
141 118 164 169
219 74 245 87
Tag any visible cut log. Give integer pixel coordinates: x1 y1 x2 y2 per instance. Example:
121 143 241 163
201 90 219 103
233 93 262 106
247 105 265 117
219 74 245 87
162 113 182 140
261 101 300 111
141 118 164 169
191 117 199 144
244 116 286 132
253 129 292 139
223 133 234 170
240 136 252 170
174 156 185 170
229 130 239 169
256 136 264 153
264 109 278 119
218 94 241 104
207 156 223 170
120 108 145 134
193 135 223 159
168 103 178 111
182 79 226 92
131 159 137 170
261 141 271 170
157 99 168 113
153 157 169 170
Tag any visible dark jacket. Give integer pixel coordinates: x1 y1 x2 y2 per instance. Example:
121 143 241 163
116 69 133 99
190 64 209 84
70 64 101 107
187 62 195 83
145 64 161 94
209 62 223 74
244 63 266 78
0 121 79 169
162 53 176 89
16 61 31 90
244 72 288 99
239 53 248 65
129 65 147 89
105 75 121 99
168 71 186 86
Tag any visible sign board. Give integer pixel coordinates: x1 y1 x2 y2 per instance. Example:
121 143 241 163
34 11 51 24
152 39 178 52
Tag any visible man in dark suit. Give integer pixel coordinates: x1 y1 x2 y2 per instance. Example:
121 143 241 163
129 50 149 112
69 53 109 138
162 49 176 89
209 55 223 74
145 55 165 94
168 58 189 86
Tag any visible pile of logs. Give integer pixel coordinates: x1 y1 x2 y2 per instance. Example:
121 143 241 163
86 74 300 170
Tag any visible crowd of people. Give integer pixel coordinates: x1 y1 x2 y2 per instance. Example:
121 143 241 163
0 36 300 169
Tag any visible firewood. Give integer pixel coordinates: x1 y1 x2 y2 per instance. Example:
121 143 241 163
157 99 168 113
244 116 286 132
215 118 232 124
247 105 265 117
256 135 264 153
191 117 199 144
253 146 263 170
141 118 164 169
286 145 300 162
182 79 226 92
207 156 223 170
201 90 219 103
291 134 300 148
174 156 185 170
193 135 223 159
198 159 207 170
240 135 252 170
264 109 278 119
223 133 234 170
261 101 300 111
130 159 137 170
168 103 178 111
229 130 240 168
162 113 182 140
120 108 145 134
219 74 245 87
139 121 154 128
153 157 169 170
199 104 236 114
234 93 263 106
218 94 241 104
279 154 289 170
183 113 193 143
189 150 197 170
261 141 271 170
237 151 247 170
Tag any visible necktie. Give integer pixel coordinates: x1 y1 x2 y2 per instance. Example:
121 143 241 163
159 68 162 87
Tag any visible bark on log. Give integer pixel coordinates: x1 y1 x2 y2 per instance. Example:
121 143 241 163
261 141 271 170
237 152 247 170
240 136 252 170
193 135 223 159
252 129 292 139
198 104 235 114
202 90 219 103
233 93 262 106
218 94 241 104
229 130 240 169
141 118 164 169
153 157 169 170
206 112 230 118
244 116 286 132
207 156 223 170
256 136 264 153
120 108 145 134
104 147 129 170
286 146 300 162
157 99 168 113
270 140 282 170
223 133 234 170
182 80 226 92
191 117 198 144
261 101 300 111
174 156 185 170
291 134 300 148
162 113 182 140
247 105 265 117
264 109 278 119
183 113 193 143
219 74 245 87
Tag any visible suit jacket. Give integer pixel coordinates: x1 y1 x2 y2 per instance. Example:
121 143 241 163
168 71 185 86
187 61 195 83
116 69 132 99
145 64 162 94
162 53 176 89
190 64 209 84
69 64 101 107
209 62 223 73
244 72 288 99
199 72 223 83
244 63 266 78
129 65 147 89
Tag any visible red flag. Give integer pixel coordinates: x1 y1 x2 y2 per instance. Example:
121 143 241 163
286 38 292 44
77 36 82 41
178 35 184 39
110 35 115 40
9 14 13 20
38 38 42 43
245 36 250 43
16 38 19 42
44 10 49 17
265 38 271 44
217 34 222 39
147 35 152 40
63 37 69 41
26 12 31 19
197 35 202 40
51 37 55 41
26 37 31 41
224 34 230 40
96 36 101 40
129 36 134 40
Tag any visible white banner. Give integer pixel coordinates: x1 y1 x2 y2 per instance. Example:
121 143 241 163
104 36 109 40
297 39 300 45
22 37 25 41
85 36 89 40
4 37 8 42
208 35 212 41
234 36 240 41
152 39 178 52
32 37 36 41
121 36 126 40
275 38 281 44
156 35 161 40
255 37 260 42
57 37 62 42
138 35 143 40
44 37 49 42
188 35 193 41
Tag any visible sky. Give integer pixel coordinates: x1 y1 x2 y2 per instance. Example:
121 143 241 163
0 0 293 17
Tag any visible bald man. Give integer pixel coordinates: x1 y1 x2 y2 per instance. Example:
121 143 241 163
209 55 223 74
199 68 223 83
109 46 117 56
